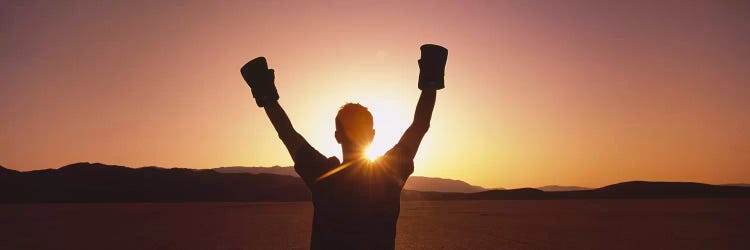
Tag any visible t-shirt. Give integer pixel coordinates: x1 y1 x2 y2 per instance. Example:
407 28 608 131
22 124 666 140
293 142 415 250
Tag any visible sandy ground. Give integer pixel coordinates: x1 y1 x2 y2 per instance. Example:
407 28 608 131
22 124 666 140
1 199 748 249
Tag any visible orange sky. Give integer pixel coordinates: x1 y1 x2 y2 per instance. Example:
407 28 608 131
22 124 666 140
2 1 749 188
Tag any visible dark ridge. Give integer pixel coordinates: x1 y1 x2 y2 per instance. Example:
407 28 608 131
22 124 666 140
401 190 466 200
590 181 750 199
405 176 486 193
722 183 750 188
214 166 297 176
0 162 309 203
2 164 749 203
0 165 19 174
536 185 590 192
213 166 488 193
465 188 547 200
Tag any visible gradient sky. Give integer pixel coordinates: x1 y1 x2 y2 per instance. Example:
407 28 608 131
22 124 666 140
2 0 749 188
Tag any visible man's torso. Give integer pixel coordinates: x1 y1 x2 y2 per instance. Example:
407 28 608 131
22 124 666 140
294 144 414 249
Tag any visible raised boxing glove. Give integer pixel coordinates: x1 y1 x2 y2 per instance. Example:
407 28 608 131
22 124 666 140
241 57 279 107
418 44 448 90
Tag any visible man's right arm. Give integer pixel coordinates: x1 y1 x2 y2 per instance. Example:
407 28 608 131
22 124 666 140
241 57 308 161
262 99 307 160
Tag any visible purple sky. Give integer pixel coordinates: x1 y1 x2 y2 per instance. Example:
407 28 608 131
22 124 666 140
1 1 749 188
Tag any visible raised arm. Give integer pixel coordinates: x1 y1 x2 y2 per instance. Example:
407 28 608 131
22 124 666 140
396 44 447 159
397 90 437 158
241 57 307 159
262 100 306 157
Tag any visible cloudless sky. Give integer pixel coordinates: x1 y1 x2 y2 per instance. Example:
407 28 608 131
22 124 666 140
2 0 749 188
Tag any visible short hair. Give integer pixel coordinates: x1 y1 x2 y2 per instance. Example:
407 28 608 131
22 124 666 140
336 103 374 144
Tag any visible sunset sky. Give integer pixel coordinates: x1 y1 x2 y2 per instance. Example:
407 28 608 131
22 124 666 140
2 1 749 188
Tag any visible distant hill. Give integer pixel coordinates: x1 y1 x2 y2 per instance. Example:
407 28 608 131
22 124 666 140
0 162 309 202
214 166 487 193
466 188 548 200
2 163 749 203
589 181 750 199
0 165 19 174
405 176 486 193
536 185 590 192
446 181 750 200
722 183 750 188
215 166 297 176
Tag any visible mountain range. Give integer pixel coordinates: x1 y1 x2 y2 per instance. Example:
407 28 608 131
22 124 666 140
213 167 598 192
536 185 590 192
214 166 487 193
1 163 749 203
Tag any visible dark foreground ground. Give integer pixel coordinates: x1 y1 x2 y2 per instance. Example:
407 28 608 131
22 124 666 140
1 199 748 249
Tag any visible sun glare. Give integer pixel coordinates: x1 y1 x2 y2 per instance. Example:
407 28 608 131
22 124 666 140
314 86 415 165
362 102 411 162
365 146 379 161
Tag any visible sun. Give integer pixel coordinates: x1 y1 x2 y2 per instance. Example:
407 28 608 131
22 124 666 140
316 91 415 163
365 145 381 161
362 103 411 162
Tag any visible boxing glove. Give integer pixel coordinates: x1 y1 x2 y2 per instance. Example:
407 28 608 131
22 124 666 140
418 44 448 90
241 57 279 107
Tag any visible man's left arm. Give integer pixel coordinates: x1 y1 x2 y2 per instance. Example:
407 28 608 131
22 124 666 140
397 89 436 160
395 44 448 160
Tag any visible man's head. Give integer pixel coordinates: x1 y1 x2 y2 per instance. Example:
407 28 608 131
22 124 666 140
335 103 375 149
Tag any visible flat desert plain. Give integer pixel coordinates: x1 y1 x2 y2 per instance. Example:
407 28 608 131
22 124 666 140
1 199 748 249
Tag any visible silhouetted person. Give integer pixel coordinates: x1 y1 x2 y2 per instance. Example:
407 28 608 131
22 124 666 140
241 44 448 250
